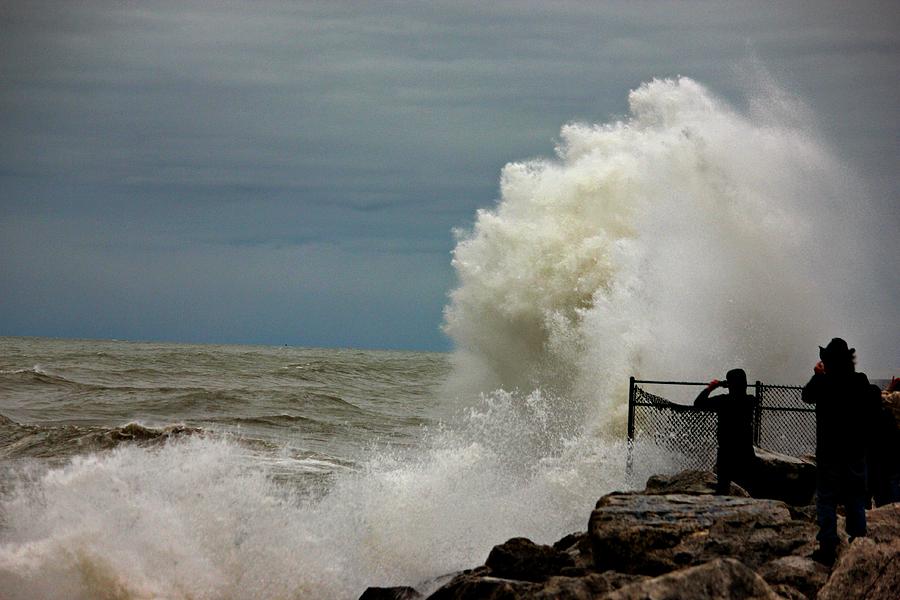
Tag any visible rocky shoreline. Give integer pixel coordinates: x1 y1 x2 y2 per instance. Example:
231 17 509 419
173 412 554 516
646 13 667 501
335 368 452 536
359 457 900 600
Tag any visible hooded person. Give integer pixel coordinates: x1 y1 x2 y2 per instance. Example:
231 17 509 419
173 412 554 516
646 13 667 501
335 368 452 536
801 337 876 566
694 368 757 495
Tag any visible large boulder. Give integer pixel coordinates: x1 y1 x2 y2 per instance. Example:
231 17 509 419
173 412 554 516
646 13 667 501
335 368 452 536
745 449 817 506
756 555 828 599
866 502 900 542
643 470 750 497
484 537 574 582
589 493 817 575
602 558 781 600
817 538 900 600
425 571 644 600
359 587 422 600
551 532 594 572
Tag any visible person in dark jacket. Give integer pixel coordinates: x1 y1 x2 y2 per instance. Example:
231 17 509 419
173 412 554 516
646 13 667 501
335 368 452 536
802 337 875 565
694 368 757 495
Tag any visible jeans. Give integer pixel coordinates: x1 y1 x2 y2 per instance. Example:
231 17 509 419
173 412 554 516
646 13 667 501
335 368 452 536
816 458 867 547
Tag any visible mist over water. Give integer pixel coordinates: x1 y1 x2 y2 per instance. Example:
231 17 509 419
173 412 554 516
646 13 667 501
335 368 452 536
0 77 885 599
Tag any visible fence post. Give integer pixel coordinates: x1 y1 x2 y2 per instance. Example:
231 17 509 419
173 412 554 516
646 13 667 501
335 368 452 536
753 380 763 446
626 376 636 475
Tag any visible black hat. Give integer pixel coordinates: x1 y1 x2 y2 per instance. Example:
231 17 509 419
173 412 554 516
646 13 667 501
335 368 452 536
819 337 855 361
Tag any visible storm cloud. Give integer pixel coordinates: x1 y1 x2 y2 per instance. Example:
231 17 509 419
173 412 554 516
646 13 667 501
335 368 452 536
1 1 898 358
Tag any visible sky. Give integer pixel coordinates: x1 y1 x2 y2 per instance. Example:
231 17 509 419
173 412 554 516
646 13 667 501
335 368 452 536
1 1 898 352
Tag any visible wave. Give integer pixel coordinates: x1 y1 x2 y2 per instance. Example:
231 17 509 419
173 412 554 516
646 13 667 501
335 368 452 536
444 76 874 430
0 415 200 460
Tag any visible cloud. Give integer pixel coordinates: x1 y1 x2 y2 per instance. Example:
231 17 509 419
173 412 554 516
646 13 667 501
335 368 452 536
1 0 898 350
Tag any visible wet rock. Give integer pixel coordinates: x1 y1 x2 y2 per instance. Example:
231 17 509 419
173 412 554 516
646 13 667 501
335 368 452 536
643 470 750 497
589 493 816 575
817 538 900 600
602 558 781 600
756 555 828 599
484 537 574 582
425 571 644 600
746 448 817 506
359 586 422 600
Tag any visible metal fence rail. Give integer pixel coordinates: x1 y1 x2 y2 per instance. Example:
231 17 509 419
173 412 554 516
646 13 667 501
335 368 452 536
626 377 814 473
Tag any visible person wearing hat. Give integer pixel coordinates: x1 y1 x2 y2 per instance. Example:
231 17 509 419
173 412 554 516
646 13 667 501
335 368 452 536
694 368 758 495
802 337 877 566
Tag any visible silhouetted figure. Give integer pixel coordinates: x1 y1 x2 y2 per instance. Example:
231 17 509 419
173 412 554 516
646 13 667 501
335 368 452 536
802 338 874 566
694 368 757 495
868 383 900 507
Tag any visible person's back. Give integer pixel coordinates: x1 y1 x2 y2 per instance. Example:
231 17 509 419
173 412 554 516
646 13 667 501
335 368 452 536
802 353 872 464
694 368 756 493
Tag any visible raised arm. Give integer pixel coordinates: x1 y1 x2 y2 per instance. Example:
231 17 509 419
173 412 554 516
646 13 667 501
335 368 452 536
801 363 827 405
694 380 726 409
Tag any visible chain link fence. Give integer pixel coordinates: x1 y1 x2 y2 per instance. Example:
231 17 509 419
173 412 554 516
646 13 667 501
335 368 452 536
626 378 813 473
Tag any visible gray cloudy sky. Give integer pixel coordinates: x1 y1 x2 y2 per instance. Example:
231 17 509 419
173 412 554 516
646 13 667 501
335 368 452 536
1 1 898 350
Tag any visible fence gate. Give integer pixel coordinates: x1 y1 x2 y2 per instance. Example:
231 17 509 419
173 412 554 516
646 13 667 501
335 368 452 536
626 377 814 473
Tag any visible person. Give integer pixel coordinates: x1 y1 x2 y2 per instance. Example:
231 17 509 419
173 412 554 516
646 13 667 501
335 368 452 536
801 337 875 566
868 383 900 507
694 368 757 495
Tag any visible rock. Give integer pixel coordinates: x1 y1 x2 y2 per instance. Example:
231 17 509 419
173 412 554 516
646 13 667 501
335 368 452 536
425 573 534 600
756 556 828 599
602 558 781 600
745 448 817 506
643 470 750 497
817 538 900 600
359 587 422 600
551 532 593 570
769 583 807 600
865 502 900 543
589 493 817 575
484 537 574 582
425 571 644 600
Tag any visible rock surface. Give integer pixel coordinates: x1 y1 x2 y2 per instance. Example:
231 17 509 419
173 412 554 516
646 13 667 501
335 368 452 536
643 469 750 497
359 587 422 600
603 558 781 600
589 493 816 575
484 537 574 582
746 448 817 506
756 555 828 599
817 538 900 600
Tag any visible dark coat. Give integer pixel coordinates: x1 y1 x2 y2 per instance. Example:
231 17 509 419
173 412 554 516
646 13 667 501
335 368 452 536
802 371 876 464
694 389 756 462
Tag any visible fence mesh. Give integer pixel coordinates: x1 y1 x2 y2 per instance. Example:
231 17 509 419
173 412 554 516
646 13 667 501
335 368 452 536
757 384 816 457
628 380 814 473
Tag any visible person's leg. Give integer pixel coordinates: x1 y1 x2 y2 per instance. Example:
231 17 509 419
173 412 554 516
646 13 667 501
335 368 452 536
715 454 733 495
844 459 868 540
814 462 839 563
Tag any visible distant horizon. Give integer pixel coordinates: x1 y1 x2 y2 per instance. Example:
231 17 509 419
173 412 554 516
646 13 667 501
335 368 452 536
4 335 896 382
0 333 451 354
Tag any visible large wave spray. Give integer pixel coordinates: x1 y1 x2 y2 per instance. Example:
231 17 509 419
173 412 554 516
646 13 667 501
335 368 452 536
445 76 870 428
0 77 877 599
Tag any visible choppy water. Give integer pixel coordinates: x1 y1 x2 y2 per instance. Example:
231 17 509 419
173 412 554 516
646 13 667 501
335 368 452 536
0 337 451 479
0 336 641 599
